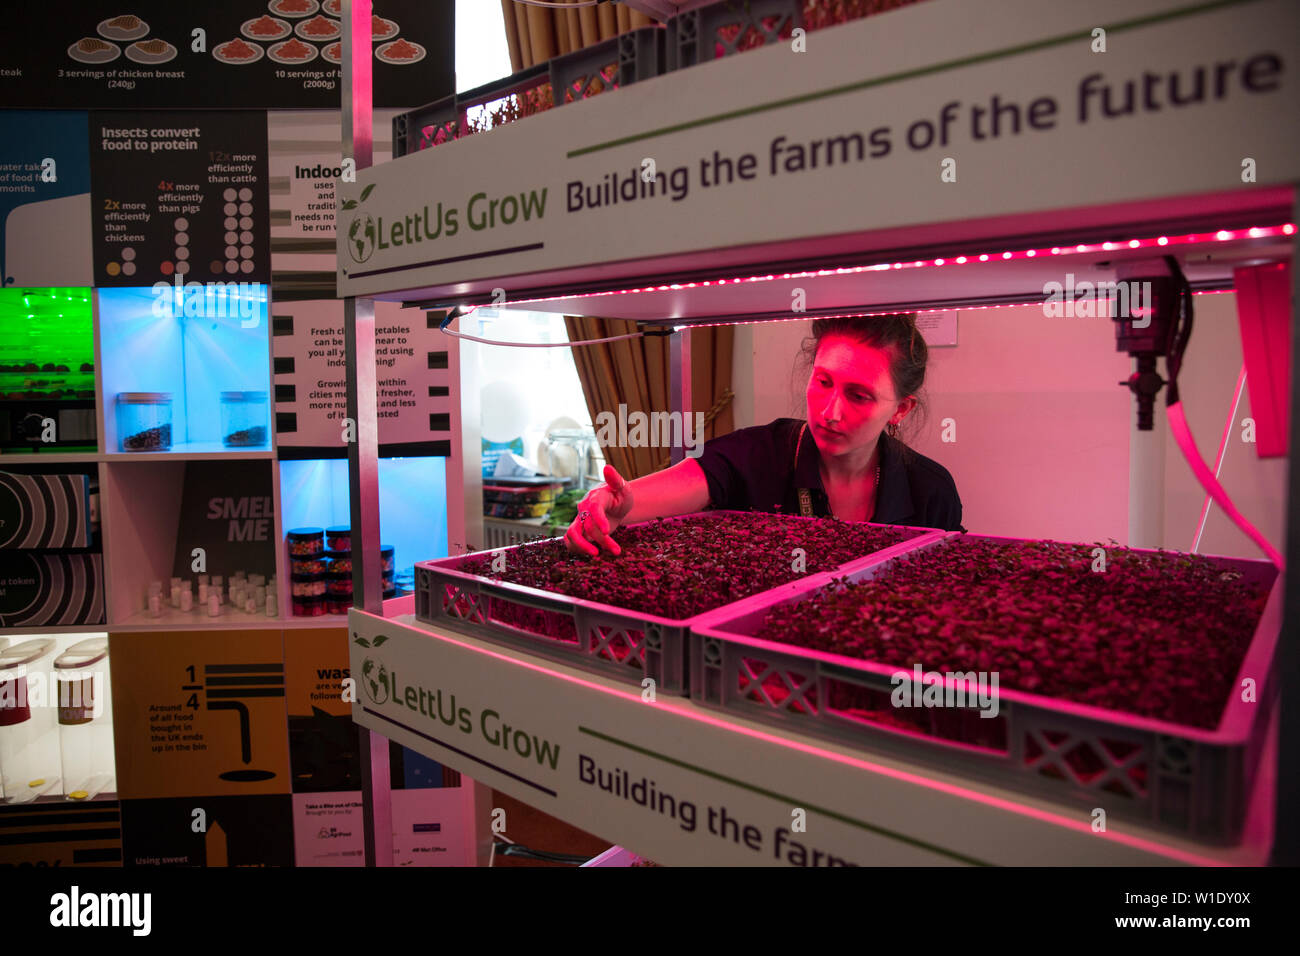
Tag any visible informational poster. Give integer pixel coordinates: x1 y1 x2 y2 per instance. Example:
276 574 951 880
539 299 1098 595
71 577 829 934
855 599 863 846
0 801 123 866
170 460 277 582
272 299 451 458
391 788 475 867
90 110 271 287
4 1 453 109
120 794 294 866
0 111 92 287
292 792 364 866
284 628 360 793
108 630 290 800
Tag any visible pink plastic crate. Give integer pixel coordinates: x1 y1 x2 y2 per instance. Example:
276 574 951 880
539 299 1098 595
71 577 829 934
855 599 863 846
415 511 943 695
690 533 1283 843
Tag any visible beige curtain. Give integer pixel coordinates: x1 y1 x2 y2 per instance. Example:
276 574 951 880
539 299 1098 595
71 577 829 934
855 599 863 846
564 317 735 481
501 1 657 70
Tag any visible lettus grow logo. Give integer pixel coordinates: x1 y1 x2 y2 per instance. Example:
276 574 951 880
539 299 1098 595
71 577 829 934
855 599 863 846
343 183 378 264
359 657 389 705
354 631 391 705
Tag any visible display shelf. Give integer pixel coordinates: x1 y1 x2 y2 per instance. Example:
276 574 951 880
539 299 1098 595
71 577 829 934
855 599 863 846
0 625 109 637
99 458 278 628
110 606 348 632
0 452 101 464
349 608 1276 866
95 285 272 456
102 444 277 462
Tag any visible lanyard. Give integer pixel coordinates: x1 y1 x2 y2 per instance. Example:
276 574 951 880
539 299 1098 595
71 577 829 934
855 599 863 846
794 423 814 516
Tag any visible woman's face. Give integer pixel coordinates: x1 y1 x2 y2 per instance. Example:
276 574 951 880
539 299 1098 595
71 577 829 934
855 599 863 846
806 336 914 455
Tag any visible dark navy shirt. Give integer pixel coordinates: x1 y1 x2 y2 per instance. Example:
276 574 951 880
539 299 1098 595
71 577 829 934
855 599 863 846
695 417 965 532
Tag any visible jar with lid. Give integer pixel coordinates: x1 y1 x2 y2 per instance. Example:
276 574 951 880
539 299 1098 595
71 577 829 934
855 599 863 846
324 551 352 575
326 526 351 552
290 555 328 576
325 573 353 597
287 528 324 557
292 594 326 617
116 393 173 452
290 574 326 598
54 637 115 800
221 391 269 448
379 545 395 574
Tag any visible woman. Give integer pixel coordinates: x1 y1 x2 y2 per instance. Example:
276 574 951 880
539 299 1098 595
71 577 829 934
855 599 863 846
565 313 964 556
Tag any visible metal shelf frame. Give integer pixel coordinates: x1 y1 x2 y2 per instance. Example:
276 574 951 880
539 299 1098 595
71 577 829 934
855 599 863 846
338 0 1300 866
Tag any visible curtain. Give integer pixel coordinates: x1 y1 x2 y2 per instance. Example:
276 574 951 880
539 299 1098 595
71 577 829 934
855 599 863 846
500 1 658 71
564 317 735 481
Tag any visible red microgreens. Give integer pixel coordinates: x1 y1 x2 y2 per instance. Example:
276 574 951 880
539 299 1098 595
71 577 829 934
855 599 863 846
754 537 1270 729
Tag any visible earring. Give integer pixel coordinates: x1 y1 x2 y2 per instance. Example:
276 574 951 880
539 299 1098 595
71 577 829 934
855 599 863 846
886 421 899 439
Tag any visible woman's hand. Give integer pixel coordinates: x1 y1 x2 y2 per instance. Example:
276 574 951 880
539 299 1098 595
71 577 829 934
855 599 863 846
565 465 634 556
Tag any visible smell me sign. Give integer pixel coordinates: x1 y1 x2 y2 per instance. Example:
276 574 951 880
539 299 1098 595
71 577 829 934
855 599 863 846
206 495 273 542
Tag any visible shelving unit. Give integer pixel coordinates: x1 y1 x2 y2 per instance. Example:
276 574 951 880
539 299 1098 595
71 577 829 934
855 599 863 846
337 0 1299 867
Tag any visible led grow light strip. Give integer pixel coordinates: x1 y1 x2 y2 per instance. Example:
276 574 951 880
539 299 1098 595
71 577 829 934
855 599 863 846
484 223 1295 311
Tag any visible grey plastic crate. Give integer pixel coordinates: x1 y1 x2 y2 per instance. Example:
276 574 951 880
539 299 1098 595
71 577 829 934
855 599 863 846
690 533 1284 844
394 26 667 158
414 511 943 695
668 0 804 70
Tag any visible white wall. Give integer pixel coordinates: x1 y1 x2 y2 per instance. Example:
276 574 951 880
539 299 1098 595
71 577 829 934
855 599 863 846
733 296 1288 560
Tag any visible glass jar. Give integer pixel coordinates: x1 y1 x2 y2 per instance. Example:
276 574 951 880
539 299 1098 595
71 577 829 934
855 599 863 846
290 574 326 598
292 595 326 617
326 526 351 552
379 545 394 574
286 528 324 556
326 596 351 615
290 555 328 576
116 392 173 452
220 391 269 447
324 551 352 575
325 573 352 597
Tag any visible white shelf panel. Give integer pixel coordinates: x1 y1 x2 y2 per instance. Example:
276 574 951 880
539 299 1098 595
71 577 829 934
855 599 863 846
0 452 102 464
0 624 110 637
109 604 349 631
103 442 274 462
348 609 1277 867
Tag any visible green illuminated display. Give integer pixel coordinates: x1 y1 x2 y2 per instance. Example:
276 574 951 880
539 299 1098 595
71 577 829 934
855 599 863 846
0 287 95 400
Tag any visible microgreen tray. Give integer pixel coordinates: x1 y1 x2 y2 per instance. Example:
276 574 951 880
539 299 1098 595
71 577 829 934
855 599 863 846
689 532 1283 844
414 511 944 695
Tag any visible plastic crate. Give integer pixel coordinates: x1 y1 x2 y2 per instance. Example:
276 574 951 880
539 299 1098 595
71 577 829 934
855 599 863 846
414 511 943 695
394 26 667 158
689 533 1284 844
668 0 804 70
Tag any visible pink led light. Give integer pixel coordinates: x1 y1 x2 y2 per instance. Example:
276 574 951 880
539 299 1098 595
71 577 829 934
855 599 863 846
488 223 1287 310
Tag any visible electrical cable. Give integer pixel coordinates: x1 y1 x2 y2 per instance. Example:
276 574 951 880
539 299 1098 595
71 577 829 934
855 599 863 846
1160 258 1284 569
492 842 592 864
